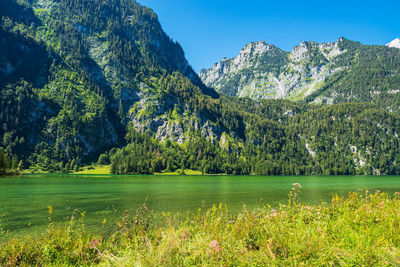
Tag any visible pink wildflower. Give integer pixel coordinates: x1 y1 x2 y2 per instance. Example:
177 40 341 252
270 209 278 217
209 240 221 253
89 238 100 249
180 230 190 241
292 183 302 189
89 238 103 256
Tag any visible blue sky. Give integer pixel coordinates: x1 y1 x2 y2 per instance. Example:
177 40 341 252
138 0 400 72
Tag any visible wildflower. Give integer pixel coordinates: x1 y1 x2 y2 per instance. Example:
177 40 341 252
270 209 278 217
180 230 190 241
89 238 103 256
208 240 221 254
292 183 302 189
89 238 100 249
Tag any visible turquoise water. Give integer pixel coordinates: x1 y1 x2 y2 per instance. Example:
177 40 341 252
1 174 400 235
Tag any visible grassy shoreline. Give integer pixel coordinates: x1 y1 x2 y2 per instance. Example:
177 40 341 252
22 166 207 176
2 188 400 265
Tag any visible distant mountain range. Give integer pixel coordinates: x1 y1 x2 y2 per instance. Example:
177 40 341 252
200 38 400 107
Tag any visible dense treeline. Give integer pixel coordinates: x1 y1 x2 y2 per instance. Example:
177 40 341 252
110 128 247 175
293 103 400 175
0 147 20 176
110 100 400 176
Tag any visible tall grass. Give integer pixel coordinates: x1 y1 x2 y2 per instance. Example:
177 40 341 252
2 187 400 265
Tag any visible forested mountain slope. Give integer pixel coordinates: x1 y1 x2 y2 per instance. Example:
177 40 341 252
1 0 400 175
0 0 220 171
111 100 400 176
200 38 400 112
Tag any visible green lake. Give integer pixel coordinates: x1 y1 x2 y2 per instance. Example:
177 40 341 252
2 174 400 236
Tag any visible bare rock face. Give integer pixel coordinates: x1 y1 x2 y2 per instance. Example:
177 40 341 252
386 38 400 49
199 38 347 101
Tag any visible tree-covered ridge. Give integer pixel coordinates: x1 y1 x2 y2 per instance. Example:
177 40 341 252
200 38 400 111
111 100 400 176
309 40 400 109
0 14 122 169
292 103 400 175
0 0 218 171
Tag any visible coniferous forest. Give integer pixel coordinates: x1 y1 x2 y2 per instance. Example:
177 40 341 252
1 0 400 176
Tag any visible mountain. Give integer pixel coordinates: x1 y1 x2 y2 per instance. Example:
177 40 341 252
387 38 400 49
199 39 348 100
2 0 400 176
0 0 220 171
200 38 400 110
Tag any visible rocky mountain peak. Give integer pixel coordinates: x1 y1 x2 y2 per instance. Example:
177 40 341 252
290 39 345 62
239 41 275 57
386 38 400 49
200 38 351 100
290 41 318 62
233 41 279 69
198 40 287 96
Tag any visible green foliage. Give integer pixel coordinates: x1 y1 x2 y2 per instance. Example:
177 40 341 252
0 147 20 176
111 99 400 175
292 103 400 175
2 191 400 265
96 153 110 166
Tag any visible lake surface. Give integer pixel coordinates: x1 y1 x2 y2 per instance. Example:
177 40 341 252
2 174 400 236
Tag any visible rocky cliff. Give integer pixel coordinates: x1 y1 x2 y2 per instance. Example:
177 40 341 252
200 38 400 108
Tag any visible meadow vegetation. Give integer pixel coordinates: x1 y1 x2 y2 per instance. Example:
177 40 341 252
1 186 400 266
